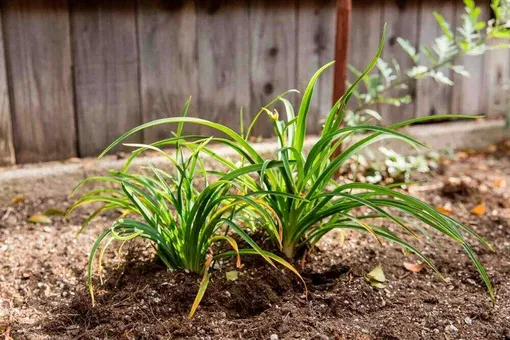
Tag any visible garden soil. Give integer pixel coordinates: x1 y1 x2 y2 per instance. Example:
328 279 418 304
1 141 510 339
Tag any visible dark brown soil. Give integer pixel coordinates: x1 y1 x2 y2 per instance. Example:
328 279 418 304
1 142 510 339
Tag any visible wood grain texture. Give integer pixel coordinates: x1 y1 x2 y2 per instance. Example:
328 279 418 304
349 0 383 74
0 13 14 165
3 0 76 163
415 0 456 117
451 0 490 115
196 0 250 134
297 0 336 134
483 1 510 117
137 0 199 142
250 0 298 137
70 0 141 157
348 0 383 113
332 0 351 104
380 0 420 123
484 43 510 116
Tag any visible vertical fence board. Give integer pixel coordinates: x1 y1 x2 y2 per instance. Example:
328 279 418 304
71 1 141 157
484 44 510 116
196 0 250 134
296 0 336 134
0 1 506 164
250 0 298 137
3 0 76 163
137 0 199 142
349 1 383 74
0 13 14 165
348 0 382 114
415 0 456 117
451 1 490 115
380 0 420 124
483 0 510 117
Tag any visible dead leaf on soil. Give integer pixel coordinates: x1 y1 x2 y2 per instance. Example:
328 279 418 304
249 136 263 143
43 208 65 216
471 204 486 216
493 177 506 188
456 151 469 160
403 262 425 273
226 271 239 281
436 206 453 215
365 264 386 288
27 215 52 224
10 195 25 204
473 164 488 171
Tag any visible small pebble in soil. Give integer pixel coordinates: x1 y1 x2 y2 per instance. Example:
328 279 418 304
270 334 278 340
465 317 472 325
445 323 458 333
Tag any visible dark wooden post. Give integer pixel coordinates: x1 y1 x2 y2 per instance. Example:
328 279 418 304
332 0 351 176
332 0 351 103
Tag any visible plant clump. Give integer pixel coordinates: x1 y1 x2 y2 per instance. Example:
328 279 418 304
69 0 510 317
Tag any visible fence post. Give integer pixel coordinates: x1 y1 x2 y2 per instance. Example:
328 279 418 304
331 0 351 176
332 0 351 103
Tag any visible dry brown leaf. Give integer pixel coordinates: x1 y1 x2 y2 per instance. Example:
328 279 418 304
456 151 469 160
10 195 25 204
404 262 425 273
249 136 263 143
473 164 488 171
493 177 506 188
471 204 486 216
436 206 452 215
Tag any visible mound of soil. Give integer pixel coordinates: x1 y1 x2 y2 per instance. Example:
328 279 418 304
1 142 510 339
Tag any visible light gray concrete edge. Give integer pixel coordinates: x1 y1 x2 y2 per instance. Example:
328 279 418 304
1 120 508 205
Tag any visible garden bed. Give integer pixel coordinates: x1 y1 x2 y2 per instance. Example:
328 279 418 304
1 141 510 339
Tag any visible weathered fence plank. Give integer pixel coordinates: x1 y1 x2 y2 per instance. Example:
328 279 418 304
0 14 14 166
137 0 199 142
70 0 141 157
196 0 250 134
483 0 510 116
347 0 383 114
349 1 383 75
380 0 420 123
0 0 506 164
451 1 490 115
296 0 336 134
415 0 456 117
484 43 510 116
3 0 76 163
250 0 298 137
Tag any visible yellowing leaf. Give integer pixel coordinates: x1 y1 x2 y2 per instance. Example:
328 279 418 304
370 281 387 289
436 206 453 215
27 215 52 224
366 264 386 288
43 208 65 216
226 270 239 281
11 195 25 204
471 204 486 216
404 262 425 273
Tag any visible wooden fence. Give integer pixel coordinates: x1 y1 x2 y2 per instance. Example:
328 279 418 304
0 0 508 165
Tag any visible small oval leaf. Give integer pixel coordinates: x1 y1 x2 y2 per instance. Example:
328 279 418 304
28 215 52 224
226 270 239 281
471 204 486 216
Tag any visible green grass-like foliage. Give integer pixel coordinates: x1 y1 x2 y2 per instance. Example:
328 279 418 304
97 26 494 300
68 116 303 317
